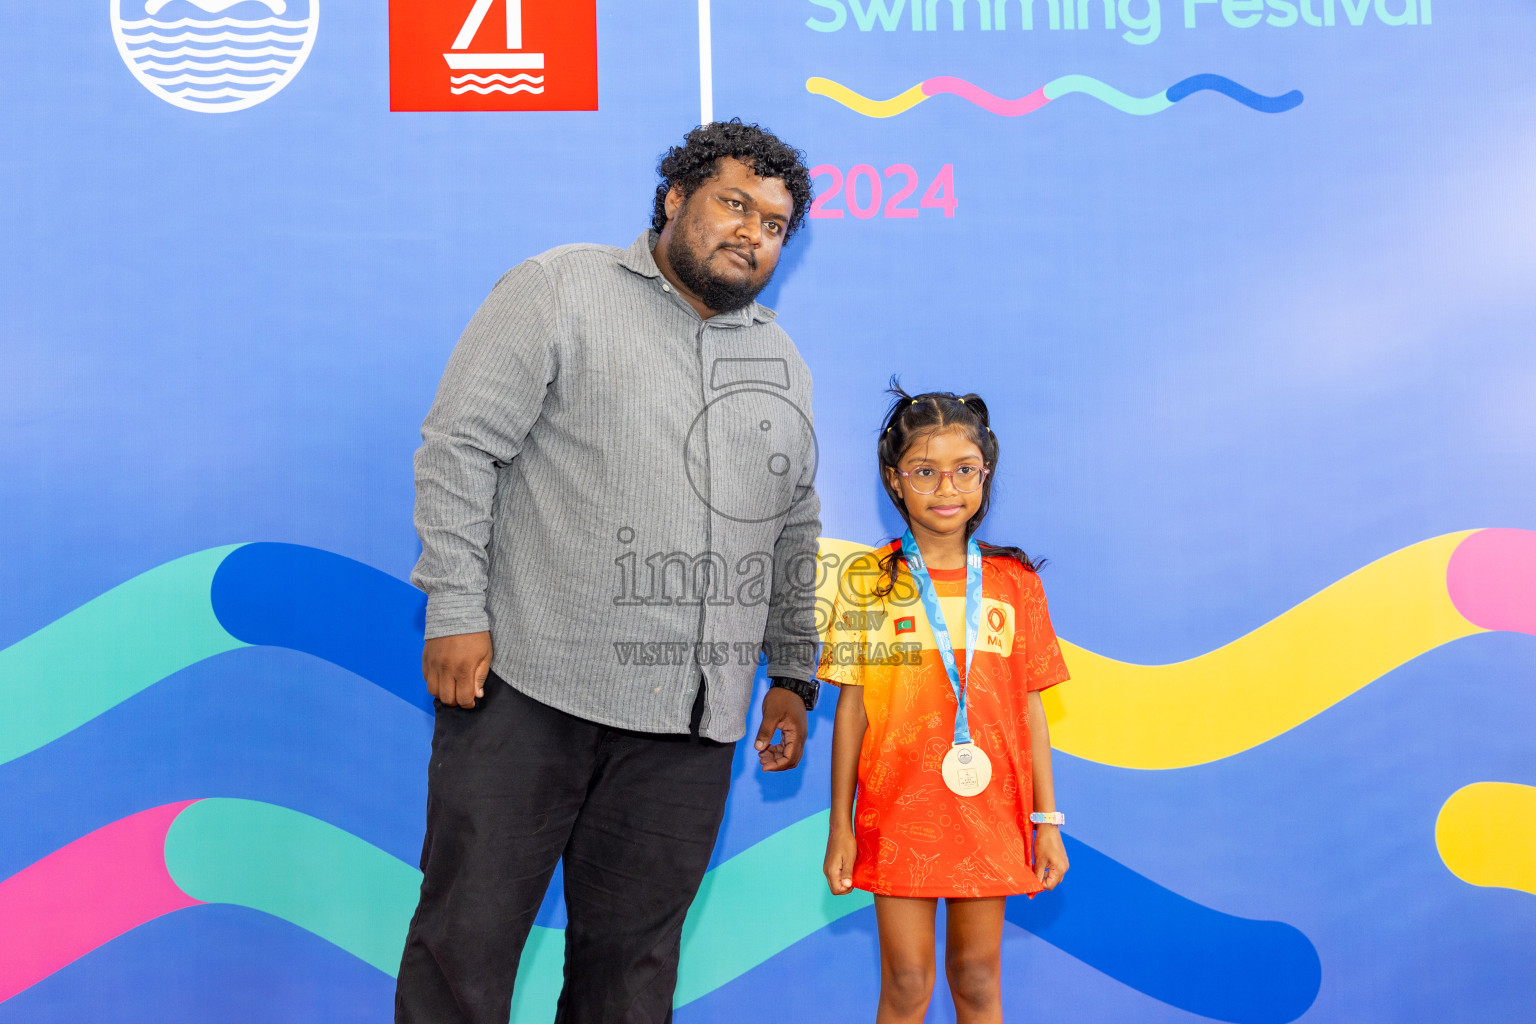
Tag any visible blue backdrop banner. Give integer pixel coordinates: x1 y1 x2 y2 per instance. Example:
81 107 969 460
3 2 1535 1022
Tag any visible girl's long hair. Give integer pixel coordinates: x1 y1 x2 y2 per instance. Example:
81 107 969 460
873 380 1043 597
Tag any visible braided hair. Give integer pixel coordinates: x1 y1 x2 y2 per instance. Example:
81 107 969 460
873 380 1043 597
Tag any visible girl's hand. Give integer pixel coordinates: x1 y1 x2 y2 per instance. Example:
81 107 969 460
824 829 858 895
1033 825 1069 890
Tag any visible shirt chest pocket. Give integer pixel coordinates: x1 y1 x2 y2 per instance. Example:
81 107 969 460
687 385 815 524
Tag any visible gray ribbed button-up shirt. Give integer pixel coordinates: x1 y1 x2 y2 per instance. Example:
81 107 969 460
412 231 821 742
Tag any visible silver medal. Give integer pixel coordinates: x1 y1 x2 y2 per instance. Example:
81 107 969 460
941 741 992 797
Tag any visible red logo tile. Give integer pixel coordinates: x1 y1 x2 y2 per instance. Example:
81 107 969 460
390 0 597 112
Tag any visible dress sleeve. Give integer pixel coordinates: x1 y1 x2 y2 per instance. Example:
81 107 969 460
816 550 901 697
1011 567 1071 692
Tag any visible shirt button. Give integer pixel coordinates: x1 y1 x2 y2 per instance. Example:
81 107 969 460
653 686 661 693
662 283 671 292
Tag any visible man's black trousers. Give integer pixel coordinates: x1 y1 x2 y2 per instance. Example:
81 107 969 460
395 674 735 1024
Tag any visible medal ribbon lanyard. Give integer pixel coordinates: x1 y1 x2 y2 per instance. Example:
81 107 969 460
900 531 984 745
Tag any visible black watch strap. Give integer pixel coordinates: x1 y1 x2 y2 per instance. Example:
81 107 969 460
769 676 819 711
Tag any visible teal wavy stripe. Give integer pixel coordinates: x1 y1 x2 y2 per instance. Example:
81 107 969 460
161 799 859 1020
0 546 247 766
676 810 871 1005
15 796 1320 1021
165 797 565 1021
1042 75 1173 115
166 798 421 974
509 927 565 1023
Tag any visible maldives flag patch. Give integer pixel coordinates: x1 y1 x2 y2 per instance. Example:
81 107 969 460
894 616 916 635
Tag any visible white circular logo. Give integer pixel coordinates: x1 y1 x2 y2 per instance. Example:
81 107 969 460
111 0 319 113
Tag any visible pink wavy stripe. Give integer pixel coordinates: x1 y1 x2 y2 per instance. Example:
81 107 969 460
0 801 202 1002
921 77 1050 116
1447 529 1536 635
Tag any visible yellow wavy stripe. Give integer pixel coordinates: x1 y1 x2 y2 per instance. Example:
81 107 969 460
1437 783 1536 895
819 533 1483 770
805 77 928 118
1042 532 1481 769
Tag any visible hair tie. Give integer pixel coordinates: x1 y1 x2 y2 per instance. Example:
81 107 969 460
957 397 966 404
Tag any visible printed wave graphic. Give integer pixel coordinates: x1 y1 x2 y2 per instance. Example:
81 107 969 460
145 0 288 13
806 73 1303 119
451 84 545 96
120 16 302 28
127 30 303 42
449 73 544 85
4 532 1534 770
449 72 546 96
0 800 1320 1022
112 2 317 113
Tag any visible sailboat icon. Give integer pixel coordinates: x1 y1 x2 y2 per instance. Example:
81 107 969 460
443 0 546 96
110 0 319 113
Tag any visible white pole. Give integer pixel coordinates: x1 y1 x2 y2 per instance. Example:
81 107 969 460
507 0 522 50
697 0 713 125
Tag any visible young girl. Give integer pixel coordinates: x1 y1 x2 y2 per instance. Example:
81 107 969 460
819 388 1070 1024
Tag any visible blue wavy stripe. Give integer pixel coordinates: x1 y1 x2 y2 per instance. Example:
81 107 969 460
209 543 1321 1020
211 543 432 712
1166 74 1304 114
1007 835 1321 1024
7 541 1320 1020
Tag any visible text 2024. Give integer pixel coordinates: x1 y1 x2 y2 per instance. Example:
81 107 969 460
810 164 957 220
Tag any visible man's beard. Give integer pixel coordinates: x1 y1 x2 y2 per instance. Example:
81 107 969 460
666 212 773 315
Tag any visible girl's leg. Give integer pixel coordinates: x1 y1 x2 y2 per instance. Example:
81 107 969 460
943 896 1007 1024
873 895 939 1024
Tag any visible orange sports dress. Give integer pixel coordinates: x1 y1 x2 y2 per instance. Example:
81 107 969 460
817 544 1070 898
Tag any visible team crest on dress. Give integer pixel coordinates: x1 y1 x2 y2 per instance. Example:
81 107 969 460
111 0 318 113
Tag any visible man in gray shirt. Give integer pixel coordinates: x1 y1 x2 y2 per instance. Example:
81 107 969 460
396 122 822 1024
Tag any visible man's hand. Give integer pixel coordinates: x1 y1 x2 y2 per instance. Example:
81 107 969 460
1033 824 1070 891
423 631 493 709
824 827 858 895
753 685 807 771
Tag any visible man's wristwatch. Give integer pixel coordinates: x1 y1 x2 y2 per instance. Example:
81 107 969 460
769 676 820 711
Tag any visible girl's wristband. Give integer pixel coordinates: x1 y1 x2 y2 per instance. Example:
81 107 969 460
1029 811 1065 826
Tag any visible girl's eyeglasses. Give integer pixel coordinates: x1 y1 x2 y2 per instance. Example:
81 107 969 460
896 465 989 495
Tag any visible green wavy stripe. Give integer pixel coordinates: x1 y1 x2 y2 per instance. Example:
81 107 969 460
1043 74 1173 115
0 546 246 766
162 799 859 1019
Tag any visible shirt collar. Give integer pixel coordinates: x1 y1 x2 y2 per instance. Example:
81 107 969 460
618 230 665 279
620 230 778 326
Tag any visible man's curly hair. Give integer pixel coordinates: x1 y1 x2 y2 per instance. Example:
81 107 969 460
651 119 813 241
